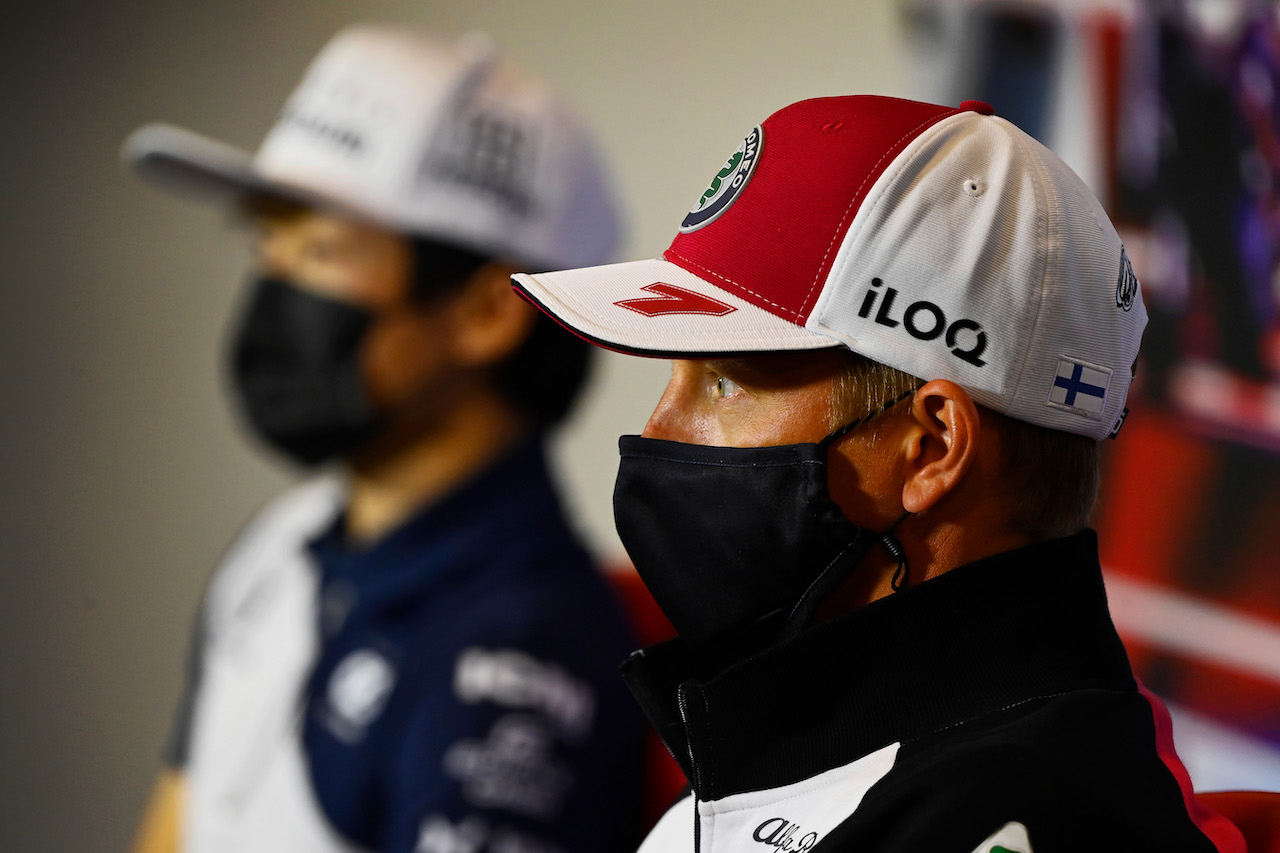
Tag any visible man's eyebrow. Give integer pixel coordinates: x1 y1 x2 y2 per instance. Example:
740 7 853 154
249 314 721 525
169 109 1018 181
705 358 750 377
707 354 837 390
705 358 774 389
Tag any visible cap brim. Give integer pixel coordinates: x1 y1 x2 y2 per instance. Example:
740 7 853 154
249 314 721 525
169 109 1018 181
122 123 272 201
513 258 841 357
122 123 342 217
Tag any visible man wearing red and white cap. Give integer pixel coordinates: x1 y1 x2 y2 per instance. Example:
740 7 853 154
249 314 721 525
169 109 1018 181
514 96 1246 852
124 26 644 853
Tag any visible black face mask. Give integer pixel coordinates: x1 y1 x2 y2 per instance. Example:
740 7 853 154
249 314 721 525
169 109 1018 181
228 277 379 466
612 391 912 652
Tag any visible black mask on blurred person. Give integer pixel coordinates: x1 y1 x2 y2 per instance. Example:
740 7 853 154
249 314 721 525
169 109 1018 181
228 277 379 466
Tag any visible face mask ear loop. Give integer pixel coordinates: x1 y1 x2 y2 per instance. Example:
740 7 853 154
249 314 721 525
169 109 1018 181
818 388 915 449
820 389 914 592
780 509 913 640
778 389 917 639
883 511 912 592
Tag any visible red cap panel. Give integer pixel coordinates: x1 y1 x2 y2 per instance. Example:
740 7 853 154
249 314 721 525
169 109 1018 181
664 96 961 324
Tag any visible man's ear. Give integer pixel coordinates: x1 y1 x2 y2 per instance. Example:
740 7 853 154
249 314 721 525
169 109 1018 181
444 262 538 367
900 379 979 514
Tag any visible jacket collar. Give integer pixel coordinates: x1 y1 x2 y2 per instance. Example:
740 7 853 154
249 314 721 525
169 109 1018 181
622 530 1135 801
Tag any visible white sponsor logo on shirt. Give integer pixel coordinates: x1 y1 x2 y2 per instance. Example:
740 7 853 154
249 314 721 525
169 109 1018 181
321 648 396 742
443 714 574 819
453 648 595 739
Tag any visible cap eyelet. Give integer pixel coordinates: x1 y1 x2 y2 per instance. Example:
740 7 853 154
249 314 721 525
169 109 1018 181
964 178 986 196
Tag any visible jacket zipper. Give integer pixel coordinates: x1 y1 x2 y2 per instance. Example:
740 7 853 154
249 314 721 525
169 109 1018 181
678 684 702 852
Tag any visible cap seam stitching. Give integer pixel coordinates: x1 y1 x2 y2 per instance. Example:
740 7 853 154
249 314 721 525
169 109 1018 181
664 249 800 319
665 111 957 324
1003 120 1055 415
800 111 961 318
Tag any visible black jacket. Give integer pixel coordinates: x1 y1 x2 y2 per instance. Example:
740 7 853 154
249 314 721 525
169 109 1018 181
623 531 1244 852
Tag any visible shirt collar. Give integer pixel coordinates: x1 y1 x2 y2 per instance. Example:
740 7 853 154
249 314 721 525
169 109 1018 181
306 438 560 584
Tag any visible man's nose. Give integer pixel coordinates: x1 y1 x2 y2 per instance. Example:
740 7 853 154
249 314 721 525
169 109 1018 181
640 396 675 440
640 367 683 440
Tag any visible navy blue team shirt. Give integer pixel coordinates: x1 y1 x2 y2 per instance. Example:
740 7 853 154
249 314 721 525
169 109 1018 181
293 440 644 851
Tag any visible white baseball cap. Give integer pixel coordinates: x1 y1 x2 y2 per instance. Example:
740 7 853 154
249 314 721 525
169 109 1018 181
514 95 1147 440
122 25 622 270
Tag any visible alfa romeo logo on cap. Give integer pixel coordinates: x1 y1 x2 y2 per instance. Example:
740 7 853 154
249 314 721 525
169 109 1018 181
680 125 763 232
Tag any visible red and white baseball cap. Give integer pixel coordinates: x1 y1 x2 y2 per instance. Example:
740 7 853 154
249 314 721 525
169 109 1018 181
514 95 1147 440
122 25 621 270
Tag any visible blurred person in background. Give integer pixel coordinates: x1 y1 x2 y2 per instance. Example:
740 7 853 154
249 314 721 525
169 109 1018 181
123 24 644 853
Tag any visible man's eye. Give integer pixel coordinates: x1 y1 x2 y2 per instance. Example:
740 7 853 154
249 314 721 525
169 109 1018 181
715 376 741 398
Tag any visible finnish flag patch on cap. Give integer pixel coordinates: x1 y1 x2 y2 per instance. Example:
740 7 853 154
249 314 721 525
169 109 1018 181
1047 357 1113 420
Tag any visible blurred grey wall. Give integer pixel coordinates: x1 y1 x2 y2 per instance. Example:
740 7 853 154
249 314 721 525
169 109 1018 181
0 2 910 849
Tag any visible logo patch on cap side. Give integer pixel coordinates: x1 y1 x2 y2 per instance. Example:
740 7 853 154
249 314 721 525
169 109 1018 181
1116 246 1138 311
679 125 763 232
614 282 737 317
1047 356 1113 420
